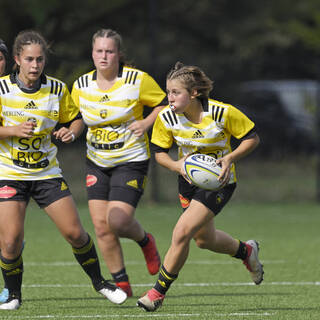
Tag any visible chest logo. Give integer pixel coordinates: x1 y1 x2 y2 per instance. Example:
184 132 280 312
25 100 38 109
192 130 204 139
99 94 110 103
100 109 108 119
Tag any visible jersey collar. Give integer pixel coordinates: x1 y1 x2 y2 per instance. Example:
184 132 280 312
92 63 125 81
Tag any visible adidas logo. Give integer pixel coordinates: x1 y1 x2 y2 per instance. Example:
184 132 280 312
61 181 68 191
99 94 110 103
127 179 138 189
192 130 204 138
25 100 37 109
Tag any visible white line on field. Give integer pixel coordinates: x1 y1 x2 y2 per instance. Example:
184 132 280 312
21 281 320 288
0 312 275 319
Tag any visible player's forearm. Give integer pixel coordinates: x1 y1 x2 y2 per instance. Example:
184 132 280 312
143 106 165 130
155 151 181 173
69 119 85 140
228 134 260 163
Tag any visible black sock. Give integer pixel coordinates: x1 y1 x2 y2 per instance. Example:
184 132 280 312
72 234 104 288
111 268 129 283
233 240 248 260
137 232 149 247
154 265 178 295
0 253 23 299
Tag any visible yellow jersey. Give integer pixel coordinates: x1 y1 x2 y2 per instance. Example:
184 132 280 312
0 73 79 180
151 98 255 183
71 65 166 168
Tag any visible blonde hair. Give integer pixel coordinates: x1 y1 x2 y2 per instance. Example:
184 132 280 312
167 62 213 98
92 28 125 65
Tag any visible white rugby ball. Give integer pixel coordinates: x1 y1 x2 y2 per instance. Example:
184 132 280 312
184 153 223 191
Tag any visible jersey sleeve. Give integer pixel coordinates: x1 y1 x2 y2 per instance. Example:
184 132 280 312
139 73 166 107
71 81 80 107
151 113 174 149
59 85 80 124
225 105 255 139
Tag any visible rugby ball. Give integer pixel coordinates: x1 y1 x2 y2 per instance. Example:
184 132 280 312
184 154 223 191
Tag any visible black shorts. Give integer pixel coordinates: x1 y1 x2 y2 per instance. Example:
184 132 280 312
178 175 236 216
0 178 72 208
86 158 149 208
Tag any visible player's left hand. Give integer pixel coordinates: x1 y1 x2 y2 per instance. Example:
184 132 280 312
216 156 232 186
128 120 147 137
53 127 75 143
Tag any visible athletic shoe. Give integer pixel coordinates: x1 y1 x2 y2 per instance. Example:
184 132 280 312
243 240 264 285
94 280 127 304
116 281 133 297
0 294 21 310
136 288 165 312
141 233 161 275
0 288 8 304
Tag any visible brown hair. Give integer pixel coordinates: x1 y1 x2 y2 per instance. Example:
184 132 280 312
12 30 48 71
167 62 213 98
13 30 48 58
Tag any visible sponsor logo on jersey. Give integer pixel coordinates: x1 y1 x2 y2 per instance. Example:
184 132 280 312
192 130 204 138
86 175 97 187
25 100 38 109
100 109 108 119
0 185 17 198
2 111 25 117
99 94 110 103
127 179 138 189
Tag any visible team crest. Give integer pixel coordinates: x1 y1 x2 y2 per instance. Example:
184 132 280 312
100 109 108 119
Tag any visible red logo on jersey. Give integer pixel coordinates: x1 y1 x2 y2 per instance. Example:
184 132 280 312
179 194 190 209
0 186 17 198
86 175 98 187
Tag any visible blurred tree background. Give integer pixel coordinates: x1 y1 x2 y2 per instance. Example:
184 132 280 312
1 0 320 202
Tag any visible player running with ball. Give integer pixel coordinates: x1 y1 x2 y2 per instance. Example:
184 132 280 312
137 62 264 312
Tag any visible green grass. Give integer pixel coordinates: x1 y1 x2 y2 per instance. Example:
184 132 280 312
1 201 320 319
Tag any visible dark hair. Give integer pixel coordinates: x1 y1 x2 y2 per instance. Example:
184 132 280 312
167 62 213 98
0 39 8 60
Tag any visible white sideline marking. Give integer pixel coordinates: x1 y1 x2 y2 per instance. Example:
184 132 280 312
22 281 320 288
0 312 275 319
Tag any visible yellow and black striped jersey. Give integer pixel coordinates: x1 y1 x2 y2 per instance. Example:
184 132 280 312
151 99 255 183
71 65 166 168
0 73 79 180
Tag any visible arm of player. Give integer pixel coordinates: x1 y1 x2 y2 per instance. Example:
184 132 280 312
128 105 165 137
155 151 190 182
216 134 260 184
0 121 36 139
53 118 85 143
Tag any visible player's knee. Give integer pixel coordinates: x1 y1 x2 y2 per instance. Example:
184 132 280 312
108 211 133 234
1 237 23 258
172 224 192 247
194 237 209 249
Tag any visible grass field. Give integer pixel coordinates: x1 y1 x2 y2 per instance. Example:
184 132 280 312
1 201 319 319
